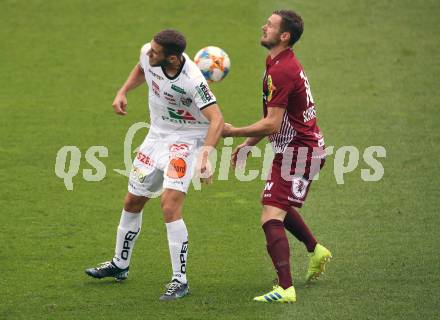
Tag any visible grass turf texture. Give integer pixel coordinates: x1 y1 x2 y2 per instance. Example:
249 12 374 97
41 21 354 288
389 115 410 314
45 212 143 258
1 0 439 319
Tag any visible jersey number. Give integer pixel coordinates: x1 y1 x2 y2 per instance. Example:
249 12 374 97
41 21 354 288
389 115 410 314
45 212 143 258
300 70 314 107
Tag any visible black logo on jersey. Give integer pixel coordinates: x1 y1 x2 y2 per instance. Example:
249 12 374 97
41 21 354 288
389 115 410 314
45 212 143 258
196 82 213 103
164 91 177 105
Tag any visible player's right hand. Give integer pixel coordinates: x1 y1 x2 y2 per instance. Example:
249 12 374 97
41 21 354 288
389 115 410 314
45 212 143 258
231 143 252 168
222 123 235 137
112 92 128 115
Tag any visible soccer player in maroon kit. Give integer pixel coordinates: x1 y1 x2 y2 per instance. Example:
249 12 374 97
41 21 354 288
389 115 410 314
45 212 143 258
223 10 332 303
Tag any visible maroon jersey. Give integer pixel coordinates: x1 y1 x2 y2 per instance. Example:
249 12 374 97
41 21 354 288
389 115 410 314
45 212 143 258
263 48 324 153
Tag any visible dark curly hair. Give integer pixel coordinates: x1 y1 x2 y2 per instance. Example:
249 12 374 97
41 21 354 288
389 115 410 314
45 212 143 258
153 29 187 57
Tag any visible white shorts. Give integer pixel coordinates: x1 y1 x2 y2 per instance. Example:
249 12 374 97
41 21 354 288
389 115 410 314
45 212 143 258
128 138 203 198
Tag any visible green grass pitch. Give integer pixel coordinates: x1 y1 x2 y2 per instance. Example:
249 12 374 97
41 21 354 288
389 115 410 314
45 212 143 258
1 0 439 319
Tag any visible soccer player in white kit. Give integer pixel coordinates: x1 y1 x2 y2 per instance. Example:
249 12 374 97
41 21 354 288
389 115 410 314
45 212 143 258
85 29 224 301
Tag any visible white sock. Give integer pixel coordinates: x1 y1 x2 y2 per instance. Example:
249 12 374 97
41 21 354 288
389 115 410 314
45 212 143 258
112 209 142 269
166 219 188 284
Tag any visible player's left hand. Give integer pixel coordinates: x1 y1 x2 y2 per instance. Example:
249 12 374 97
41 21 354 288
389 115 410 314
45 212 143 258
196 157 213 184
195 148 213 184
200 160 213 185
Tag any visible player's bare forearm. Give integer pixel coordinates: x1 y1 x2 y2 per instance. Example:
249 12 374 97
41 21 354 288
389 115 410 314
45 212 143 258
196 104 224 184
203 117 224 149
112 64 145 116
244 136 264 146
118 64 145 95
225 118 279 137
201 104 225 155
223 106 284 138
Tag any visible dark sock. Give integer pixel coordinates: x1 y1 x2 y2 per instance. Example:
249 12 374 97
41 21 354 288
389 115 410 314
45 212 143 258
262 219 292 289
283 207 317 253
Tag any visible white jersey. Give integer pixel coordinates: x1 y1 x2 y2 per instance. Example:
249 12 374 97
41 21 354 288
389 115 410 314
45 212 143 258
139 43 217 141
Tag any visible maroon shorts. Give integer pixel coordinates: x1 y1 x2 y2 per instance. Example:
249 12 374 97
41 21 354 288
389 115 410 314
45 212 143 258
262 147 326 210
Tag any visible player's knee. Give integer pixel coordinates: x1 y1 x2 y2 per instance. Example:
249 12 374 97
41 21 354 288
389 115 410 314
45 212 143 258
161 201 182 222
260 205 285 225
161 201 177 216
260 214 271 226
124 193 147 213
124 201 143 213
160 190 185 222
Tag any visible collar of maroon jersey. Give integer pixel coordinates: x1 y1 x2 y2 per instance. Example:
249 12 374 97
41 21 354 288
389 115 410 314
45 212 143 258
267 48 293 67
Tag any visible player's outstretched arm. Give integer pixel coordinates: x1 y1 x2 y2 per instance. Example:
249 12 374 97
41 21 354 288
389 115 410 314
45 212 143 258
112 64 145 115
223 106 284 137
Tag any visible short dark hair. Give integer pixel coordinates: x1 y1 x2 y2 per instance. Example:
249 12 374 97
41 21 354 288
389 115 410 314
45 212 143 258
153 29 186 56
273 10 304 46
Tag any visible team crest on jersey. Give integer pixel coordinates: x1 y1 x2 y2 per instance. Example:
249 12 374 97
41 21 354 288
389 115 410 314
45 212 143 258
267 75 277 102
180 96 193 107
292 177 309 198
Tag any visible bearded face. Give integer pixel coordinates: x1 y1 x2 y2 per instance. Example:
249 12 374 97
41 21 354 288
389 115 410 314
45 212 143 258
148 40 169 67
260 14 283 49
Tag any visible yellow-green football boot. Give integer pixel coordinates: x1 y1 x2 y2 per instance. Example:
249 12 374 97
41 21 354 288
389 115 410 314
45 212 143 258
253 285 296 303
306 244 332 281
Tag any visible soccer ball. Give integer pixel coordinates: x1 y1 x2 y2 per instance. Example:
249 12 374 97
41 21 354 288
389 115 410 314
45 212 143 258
194 46 230 82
